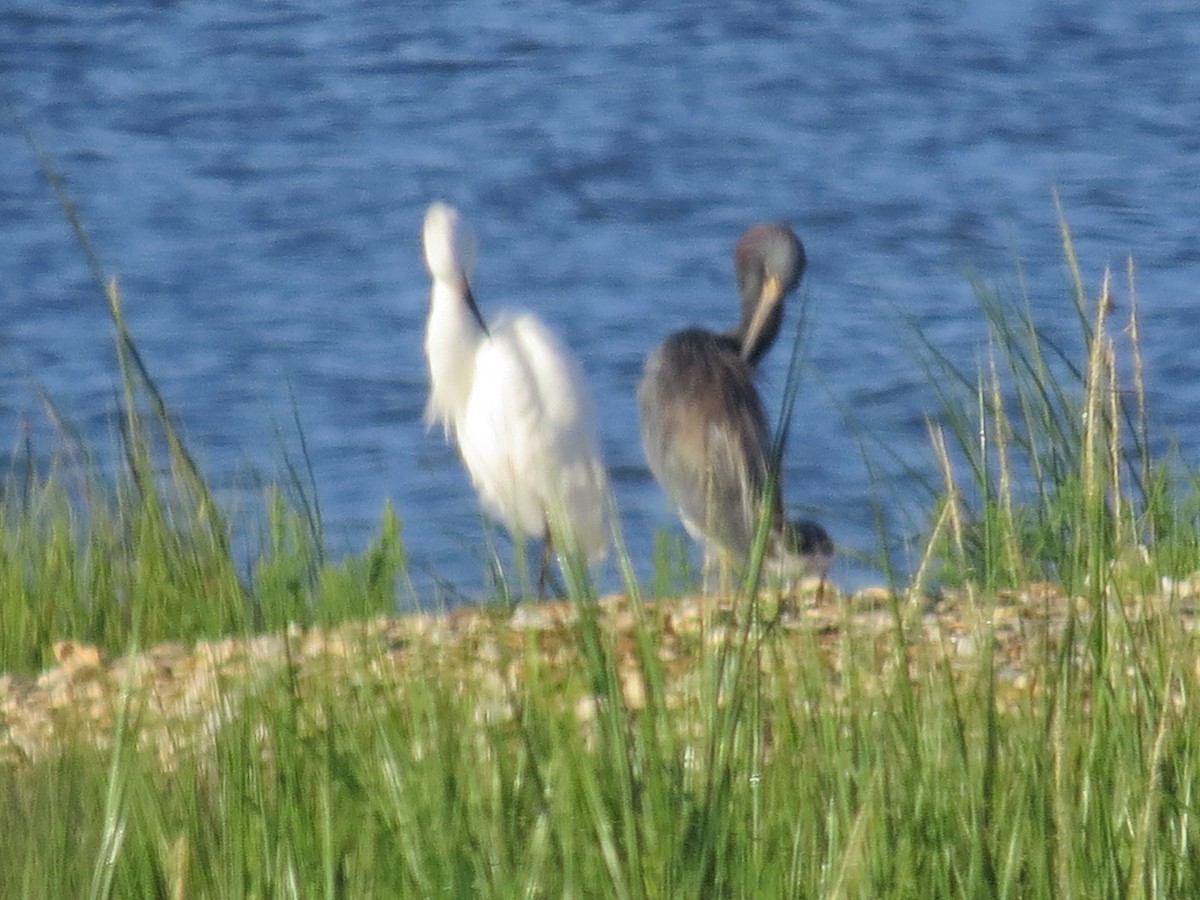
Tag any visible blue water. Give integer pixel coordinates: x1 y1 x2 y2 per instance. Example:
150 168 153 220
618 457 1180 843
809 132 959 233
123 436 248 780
3 1 1199 601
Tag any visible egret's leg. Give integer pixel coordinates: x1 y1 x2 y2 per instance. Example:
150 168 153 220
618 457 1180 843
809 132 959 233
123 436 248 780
511 533 533 600
536 521 554 599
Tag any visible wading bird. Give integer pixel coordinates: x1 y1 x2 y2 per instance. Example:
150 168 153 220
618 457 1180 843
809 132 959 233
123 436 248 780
637 222 832 587
421 202 609 591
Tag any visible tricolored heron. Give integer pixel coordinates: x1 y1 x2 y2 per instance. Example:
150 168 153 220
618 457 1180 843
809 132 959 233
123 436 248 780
637 222 832 587
421 201 609 591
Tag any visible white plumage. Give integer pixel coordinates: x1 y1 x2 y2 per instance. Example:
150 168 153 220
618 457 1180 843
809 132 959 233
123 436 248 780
421 202 609 573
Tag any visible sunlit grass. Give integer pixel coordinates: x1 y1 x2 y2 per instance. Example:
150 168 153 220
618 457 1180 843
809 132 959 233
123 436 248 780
4 577 1199 896
913 202 1200 597
5 138 1200 895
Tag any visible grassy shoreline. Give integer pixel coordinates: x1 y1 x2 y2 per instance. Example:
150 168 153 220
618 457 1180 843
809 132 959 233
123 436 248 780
4 577 1199 896
5 152 1200 893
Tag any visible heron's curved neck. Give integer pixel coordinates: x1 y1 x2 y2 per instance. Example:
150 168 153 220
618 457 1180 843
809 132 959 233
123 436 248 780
730 278 783 368
715 327 748 359
726 311 777 367
737 326 775 368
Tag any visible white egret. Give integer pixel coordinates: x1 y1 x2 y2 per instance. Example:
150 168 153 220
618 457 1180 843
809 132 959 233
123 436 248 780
421 201 609 591
637 222 832 586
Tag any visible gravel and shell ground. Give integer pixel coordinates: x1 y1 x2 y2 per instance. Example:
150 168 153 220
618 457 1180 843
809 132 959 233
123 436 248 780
5 577 1197 769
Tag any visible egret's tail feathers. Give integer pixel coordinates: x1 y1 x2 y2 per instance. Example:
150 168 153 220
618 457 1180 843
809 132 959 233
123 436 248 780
544 462 611 568
422 201 477 283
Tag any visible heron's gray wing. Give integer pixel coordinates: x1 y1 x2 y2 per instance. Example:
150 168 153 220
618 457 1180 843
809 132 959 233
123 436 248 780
638 330 775 556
